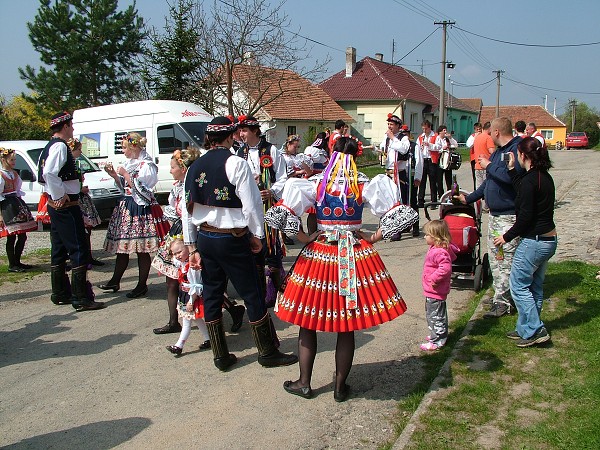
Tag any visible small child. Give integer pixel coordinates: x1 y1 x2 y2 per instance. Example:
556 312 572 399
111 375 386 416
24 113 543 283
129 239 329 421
420 220 457 351
166 236 211 356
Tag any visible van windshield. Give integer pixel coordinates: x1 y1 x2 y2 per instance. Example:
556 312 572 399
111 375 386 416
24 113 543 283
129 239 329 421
27 148 100 174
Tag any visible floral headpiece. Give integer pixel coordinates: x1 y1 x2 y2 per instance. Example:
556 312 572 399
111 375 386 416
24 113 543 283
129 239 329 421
172 149 185 169
50 112 72 128
0 147 15 158
126 134 139 146
286 134 300 144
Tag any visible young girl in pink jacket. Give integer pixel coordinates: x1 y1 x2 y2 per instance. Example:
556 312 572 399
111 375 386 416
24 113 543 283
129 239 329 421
420 220 457 351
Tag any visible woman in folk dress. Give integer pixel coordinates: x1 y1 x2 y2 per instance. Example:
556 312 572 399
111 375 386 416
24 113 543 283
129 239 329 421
265 136 418 402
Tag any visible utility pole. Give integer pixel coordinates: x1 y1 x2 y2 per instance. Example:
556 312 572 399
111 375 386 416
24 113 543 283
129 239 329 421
435 20 455 126
493 70 504 118
391 39 395 64
417 59 429 76
570 99 577 130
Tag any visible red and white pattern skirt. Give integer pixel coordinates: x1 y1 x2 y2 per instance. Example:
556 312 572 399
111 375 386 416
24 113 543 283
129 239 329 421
275 237 407 332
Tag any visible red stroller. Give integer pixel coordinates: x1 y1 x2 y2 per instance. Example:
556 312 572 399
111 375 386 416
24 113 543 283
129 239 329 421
424 190 490 291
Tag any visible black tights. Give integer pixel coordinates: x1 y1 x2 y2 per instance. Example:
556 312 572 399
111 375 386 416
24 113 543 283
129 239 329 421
6 234 27 266
293 327 355 392
108 253 151 290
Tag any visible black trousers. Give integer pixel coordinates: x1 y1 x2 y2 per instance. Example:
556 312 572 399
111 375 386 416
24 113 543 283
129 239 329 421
48 202 89 267
418 158 439 205
197 230 267 322
437 168 452 198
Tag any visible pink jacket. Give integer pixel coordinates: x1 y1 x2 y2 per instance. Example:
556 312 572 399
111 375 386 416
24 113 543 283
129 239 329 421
422 244 458 300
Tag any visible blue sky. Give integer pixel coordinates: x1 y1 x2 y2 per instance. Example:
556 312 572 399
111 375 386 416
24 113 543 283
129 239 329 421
2 0 600 116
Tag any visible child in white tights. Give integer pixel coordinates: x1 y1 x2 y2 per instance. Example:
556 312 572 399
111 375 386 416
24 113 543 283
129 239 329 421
166 237 210 355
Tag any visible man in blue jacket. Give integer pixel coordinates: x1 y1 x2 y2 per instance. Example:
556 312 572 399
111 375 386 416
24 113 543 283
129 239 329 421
456 117 524 317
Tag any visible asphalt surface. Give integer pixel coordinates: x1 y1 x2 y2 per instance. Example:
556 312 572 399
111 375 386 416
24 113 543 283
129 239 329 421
0 149 597 449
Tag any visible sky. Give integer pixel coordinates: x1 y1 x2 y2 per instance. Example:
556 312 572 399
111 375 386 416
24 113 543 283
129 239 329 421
2 0 600 117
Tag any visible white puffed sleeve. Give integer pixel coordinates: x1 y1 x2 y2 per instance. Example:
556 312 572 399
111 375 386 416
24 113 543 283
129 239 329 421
363 174 418 239
186 267 204 299
264 178 316 236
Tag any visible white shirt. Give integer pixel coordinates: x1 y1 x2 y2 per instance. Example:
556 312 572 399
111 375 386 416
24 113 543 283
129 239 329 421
42 140 81 200
379 133 411 170
183 153 265 244
416 131 440 159
466 133 477 148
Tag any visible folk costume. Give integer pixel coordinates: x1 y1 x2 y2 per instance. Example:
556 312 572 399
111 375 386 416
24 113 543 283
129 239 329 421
41 112 104 311
152 180 185 279
103 150 169 254
183 116 297 371
236 116 288 307
0 149 37 273
166 258 210 355
265 151 419 332
303 136 329 172
0 165 37 238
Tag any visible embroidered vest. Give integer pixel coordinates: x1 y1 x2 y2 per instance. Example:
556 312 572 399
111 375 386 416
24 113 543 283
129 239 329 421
38 137 79 184
237 138 277 185
186 147 242 208
1 170 17 194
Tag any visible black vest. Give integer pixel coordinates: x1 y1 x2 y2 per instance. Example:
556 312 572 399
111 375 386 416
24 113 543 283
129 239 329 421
37 137 79 184
185 147 242 208
237 137 277 186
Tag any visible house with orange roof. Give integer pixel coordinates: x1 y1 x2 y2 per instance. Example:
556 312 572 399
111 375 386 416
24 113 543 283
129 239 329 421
318 48 479 144
479 105 567 146
214 64 353 147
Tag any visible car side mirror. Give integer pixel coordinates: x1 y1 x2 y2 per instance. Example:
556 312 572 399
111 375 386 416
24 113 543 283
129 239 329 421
19 169 36 182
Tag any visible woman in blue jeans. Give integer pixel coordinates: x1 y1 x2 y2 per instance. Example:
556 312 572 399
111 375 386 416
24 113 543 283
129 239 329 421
493 137 556 347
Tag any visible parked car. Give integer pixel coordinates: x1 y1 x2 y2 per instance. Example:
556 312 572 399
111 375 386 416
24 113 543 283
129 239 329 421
0 140 122 221
565 132 588 149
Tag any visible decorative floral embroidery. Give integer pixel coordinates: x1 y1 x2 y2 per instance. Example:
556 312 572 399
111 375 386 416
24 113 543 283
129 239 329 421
214 186 230 201
196 172 207 187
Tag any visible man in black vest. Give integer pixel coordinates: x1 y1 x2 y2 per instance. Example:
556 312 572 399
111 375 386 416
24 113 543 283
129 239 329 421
40 112 104 311
236 116 288 305
184 116 297 371
401 125 423 237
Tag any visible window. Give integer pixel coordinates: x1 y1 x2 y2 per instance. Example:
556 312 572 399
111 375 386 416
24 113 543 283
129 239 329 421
541 129 554 140
410 113 418 132
14 154 35 181
287 126 296 136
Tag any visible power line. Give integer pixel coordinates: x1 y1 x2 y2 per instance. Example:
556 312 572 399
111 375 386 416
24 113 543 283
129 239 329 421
503 75 600 95
455 25 600 48
451 78 496 87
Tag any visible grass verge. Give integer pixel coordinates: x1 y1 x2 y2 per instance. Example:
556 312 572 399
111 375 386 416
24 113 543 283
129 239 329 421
0 248 51 286
386 260 600 449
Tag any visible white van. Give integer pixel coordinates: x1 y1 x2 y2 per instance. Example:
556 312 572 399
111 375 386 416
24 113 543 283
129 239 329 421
72 100 213 195
0 140 121 221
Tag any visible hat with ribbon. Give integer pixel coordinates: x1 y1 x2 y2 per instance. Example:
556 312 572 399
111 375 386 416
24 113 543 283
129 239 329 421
50 111 72 128
401 124 410 133
206 116 237 134
237 115 260 127
387 113 402 126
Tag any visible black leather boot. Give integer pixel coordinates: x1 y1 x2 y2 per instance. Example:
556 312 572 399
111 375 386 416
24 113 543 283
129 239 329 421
206 318 237 371
251 313 298 367
71 266 105 312
223 296 245 332
50 263 72 305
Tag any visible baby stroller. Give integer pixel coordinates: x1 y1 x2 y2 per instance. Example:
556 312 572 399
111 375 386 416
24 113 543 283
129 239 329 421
424 190 490 291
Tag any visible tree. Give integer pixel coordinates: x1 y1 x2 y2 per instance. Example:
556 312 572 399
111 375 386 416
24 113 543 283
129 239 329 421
141 0 207 101
0 95 51 140
194 0 330 116
19 0 146 112
560 100 600 148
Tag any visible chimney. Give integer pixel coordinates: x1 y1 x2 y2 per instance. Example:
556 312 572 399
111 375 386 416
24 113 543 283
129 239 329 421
345 47 356 77
374 53 383 62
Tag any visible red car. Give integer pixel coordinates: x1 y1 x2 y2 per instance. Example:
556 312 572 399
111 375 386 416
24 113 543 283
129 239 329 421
566 132 588 149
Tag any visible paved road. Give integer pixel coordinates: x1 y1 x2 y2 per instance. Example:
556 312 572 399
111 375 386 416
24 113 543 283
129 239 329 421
0 150 597 449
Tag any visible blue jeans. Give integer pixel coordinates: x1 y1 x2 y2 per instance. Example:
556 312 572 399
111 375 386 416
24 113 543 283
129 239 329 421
509 237 557 339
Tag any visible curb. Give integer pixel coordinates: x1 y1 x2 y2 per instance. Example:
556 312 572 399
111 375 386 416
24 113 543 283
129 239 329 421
392 292 491 449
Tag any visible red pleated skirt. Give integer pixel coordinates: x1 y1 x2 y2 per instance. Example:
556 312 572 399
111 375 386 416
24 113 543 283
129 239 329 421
275 237 407 332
